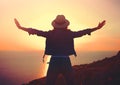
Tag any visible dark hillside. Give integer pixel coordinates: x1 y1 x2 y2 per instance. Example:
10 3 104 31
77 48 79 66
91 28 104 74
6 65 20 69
23 51 120 85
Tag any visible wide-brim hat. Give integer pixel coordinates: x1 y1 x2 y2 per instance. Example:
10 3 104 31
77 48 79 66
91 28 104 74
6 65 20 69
52 15 70 29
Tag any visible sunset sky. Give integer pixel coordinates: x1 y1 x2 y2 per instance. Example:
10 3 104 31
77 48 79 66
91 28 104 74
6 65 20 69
0 0 120 51
0 1 120 84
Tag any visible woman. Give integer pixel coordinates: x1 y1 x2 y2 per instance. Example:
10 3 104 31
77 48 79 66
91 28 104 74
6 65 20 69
14 15 105 85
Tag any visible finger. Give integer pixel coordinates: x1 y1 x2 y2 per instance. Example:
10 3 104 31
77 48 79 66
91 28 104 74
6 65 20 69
14 18 18 23
14 19 20 26
99 20 106 27
103 20 106 25
101 20 105 22
102 20 106 24
14 18 16 21
100 20 105 25
14 18 19 23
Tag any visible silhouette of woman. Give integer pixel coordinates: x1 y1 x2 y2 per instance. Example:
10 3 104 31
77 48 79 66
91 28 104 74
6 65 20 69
14 15 105 85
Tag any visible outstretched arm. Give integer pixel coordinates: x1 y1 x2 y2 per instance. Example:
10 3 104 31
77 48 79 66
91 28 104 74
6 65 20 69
89 20 106 35
72 20 106 38
14 18 48 37
14 18 35 35
14 18 29 32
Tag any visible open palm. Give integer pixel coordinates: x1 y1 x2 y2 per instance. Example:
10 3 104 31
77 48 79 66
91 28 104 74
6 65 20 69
97 20 106 29
14 18 21 29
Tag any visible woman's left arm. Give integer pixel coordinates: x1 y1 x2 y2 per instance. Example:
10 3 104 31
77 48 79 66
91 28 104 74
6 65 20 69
72 20 106 38
88 20 106 35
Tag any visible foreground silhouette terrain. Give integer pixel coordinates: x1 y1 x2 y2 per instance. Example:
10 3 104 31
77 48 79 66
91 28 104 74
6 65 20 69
23 51 120 85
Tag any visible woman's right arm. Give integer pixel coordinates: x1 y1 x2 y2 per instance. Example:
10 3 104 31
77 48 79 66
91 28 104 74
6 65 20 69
14 18 48 37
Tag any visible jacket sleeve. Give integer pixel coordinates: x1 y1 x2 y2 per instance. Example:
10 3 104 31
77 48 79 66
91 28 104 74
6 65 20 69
27 28 49 38
72 29 92 38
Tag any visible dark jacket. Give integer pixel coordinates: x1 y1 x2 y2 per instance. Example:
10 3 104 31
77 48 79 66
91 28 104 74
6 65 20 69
27 28 92 56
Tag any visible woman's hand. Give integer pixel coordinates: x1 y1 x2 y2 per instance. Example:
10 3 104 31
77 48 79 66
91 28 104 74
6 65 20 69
14 18 29 32
88 20 106 35
96 20 106 29
14 18 22 29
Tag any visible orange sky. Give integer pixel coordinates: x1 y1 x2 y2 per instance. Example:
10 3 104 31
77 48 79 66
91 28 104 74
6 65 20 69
0 0 120 51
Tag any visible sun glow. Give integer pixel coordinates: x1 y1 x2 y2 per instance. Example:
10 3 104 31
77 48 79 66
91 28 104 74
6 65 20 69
0 1 120 85
42 56 51 77
0 0 120 51
0 0 120 79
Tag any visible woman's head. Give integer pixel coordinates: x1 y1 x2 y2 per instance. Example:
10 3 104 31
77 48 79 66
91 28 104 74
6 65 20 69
52 15 70 29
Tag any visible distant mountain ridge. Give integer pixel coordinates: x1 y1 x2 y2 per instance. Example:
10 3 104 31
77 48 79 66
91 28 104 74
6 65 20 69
23 51 120 85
